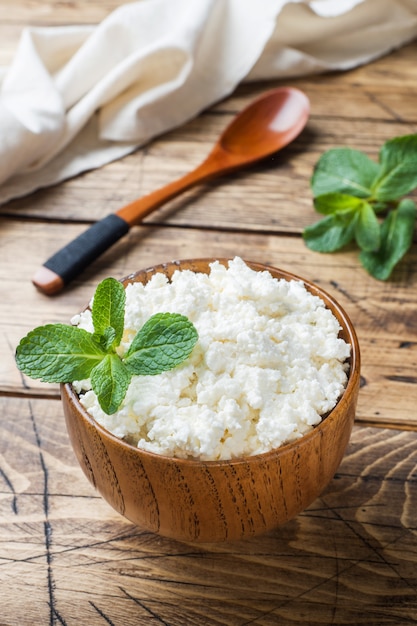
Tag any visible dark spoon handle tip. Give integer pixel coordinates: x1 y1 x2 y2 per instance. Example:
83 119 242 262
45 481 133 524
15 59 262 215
32 214 130 295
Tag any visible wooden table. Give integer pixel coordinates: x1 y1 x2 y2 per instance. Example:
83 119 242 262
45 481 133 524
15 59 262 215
1 3 417 625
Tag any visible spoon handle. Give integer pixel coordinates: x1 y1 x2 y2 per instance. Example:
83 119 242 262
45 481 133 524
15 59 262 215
31 153 228 295
116 152 226 225
31 86 310 295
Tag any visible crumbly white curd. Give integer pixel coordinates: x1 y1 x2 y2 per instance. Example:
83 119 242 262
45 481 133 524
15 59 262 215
72 257 351 461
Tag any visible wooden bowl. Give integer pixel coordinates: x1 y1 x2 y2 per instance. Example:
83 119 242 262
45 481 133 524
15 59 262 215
61 259 361 543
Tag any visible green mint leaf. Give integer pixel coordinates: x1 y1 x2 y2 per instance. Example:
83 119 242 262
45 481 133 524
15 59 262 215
313 193 365 215
97 326 117 352
355 201 380 252
360 199 416 280
373 135 417 201
372 201 390 214
303 211 357 252
15 271 198 414
124 312 198 376
90 354 131 415
15 324 106 383
311 148 380 198
91 277 125 349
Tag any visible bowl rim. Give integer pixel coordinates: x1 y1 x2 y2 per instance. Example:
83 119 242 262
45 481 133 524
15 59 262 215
62 257 360 467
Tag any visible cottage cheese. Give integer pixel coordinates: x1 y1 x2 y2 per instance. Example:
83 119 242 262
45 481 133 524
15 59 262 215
73 257 351 461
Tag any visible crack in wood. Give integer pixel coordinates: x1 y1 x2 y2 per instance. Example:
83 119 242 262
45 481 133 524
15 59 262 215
386 375 417 385
0 466 18 514
120 588 173 625
89 602 117 625
28 400 62 626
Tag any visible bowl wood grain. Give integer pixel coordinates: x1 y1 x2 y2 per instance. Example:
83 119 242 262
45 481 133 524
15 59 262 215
62 259 360 542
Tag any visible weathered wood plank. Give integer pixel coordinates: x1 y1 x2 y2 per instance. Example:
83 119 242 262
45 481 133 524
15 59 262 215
2 3 417 624
2 95 416 233
0 0 122 26
2 218 416 430
1 41 417 230
2 112 416 231
1 396 416 625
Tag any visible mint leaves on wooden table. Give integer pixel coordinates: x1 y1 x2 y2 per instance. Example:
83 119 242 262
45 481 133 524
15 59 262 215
303 134 417 280
15 277 198 415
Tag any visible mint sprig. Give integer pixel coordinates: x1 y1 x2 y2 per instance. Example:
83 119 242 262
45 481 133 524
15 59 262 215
303 134 417 279
15 277 198 415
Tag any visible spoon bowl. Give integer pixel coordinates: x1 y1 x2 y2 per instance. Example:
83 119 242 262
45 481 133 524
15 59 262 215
219 87 309 159
33 87 310 295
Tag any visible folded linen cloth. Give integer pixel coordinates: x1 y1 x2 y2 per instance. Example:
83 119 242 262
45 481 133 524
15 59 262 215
1 0 417 205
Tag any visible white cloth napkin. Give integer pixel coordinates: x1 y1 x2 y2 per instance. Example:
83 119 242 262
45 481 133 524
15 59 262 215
1 0 417 205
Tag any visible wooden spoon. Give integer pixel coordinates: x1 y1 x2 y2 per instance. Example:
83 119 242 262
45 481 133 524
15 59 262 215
33 87 310 295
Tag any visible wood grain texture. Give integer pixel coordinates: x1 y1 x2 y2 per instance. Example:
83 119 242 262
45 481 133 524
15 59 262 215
1 396 416 625
2 43 417 231
59 259 360 543
1 4 417 622
2 218 416 430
